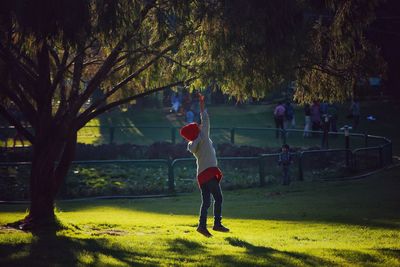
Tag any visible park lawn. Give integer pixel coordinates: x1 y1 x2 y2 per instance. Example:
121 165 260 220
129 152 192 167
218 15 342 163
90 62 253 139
4 101 399 152
76 101 400 151
1 166 399 266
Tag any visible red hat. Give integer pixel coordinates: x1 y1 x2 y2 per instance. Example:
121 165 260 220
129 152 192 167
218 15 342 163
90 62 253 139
180 123 200 141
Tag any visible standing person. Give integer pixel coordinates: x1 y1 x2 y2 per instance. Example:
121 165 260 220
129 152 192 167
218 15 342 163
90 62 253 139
327 103 338 133
278 144 293 185
180 94 229 237
273 102 286 139
185 108 195 123
350 98 360 130
303 103 311 137
320 101 328 116
310 100 321 134
284 101 295 131
170 92 180 113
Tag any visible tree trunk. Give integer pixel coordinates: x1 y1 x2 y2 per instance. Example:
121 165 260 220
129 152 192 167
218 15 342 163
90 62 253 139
20 130 77 230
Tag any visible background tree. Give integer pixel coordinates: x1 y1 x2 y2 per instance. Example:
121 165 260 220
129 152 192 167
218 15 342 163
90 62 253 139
190 0 386 103
294 0 387 103
0 0 212 229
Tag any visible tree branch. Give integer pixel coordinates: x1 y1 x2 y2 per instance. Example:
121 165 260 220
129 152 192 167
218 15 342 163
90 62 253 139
77 76 197 129
79 42 177 119
49 45 70 98
0 105 34 143
71 2 156 116
68 42 85 105
0 79 37 127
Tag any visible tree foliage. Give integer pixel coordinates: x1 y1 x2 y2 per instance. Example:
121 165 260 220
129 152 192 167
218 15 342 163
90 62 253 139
294 0 386 103
0 0 386 228
186 0 386 103
0 0 215 227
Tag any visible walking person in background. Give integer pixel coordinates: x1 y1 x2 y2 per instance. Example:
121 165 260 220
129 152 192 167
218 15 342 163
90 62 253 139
349 98 360 130
303 103 311 137
310 100 321 135
273 102 286 139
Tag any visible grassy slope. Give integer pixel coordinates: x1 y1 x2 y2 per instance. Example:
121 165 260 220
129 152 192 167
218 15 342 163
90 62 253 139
1 167 399 266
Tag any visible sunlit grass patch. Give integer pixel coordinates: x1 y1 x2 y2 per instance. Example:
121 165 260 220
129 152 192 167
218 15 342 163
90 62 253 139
77 118 103 145
1 167 399 266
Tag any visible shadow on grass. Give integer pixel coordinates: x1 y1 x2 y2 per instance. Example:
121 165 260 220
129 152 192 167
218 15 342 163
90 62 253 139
330 249 382 264
168 238 206 255
0 228 155 267
223 237 334 266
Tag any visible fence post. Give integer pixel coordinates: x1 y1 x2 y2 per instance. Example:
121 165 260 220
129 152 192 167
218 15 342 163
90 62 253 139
379 146 383 168
353 150 357 170
344 126 350 167
171 127 176 144
109 126 115 144
230 128 235 144
168 159 175 192
258 156 265 186
298 152 303 181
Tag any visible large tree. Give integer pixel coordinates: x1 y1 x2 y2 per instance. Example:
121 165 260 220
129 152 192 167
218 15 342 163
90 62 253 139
0 0 213 229
0 0 386 229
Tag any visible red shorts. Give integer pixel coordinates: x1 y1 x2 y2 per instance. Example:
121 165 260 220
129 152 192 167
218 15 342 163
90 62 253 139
197 167 223 187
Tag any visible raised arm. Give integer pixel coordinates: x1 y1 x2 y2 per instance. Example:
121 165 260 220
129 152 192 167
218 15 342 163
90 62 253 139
199 94 205 113
199 94 210 137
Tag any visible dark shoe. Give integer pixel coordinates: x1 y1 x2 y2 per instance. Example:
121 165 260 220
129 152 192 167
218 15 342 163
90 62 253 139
197 227 212 237
213 224 230 232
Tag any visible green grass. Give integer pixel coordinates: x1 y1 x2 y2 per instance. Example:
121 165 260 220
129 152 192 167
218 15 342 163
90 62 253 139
2 101 399 152
70 101 400 152
1 166 399 266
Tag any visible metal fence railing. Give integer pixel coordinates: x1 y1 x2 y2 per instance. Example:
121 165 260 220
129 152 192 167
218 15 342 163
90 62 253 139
0 138 393 201
0 125 393 200
1 125 391 148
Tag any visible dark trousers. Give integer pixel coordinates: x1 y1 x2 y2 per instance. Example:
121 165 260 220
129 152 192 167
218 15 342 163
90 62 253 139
199 178 223 228
282 166 290 185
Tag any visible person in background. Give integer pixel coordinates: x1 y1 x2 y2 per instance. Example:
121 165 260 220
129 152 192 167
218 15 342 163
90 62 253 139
350 98 360 129
186 108 194 123
273 102 286 139
284 101 295 132
310 100 321 134
278 144 293 185
327 103 338 133
320 101 328 116
170 92 181 113
303 103 311 137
